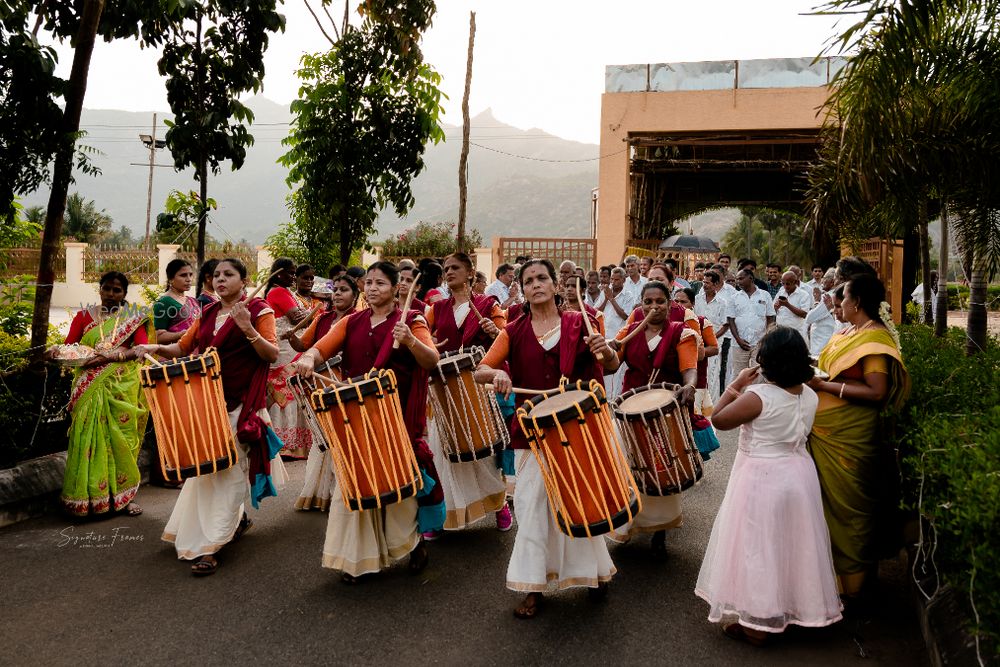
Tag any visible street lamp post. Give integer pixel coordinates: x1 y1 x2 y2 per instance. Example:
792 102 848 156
139 113 167 247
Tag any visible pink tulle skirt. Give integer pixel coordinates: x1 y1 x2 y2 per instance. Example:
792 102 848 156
695 448 843 632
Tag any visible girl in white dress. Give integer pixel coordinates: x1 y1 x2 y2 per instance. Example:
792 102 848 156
696 326 842 645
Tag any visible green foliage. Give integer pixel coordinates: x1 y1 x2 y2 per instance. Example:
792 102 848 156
895 324 1000 654
945 284 1000 311
719 209 814 268
0 362 73 467
280 2 445 264
155 189 217 248
62 192 112 242
380 221 481 260
0 304 31 337
157 2 285 185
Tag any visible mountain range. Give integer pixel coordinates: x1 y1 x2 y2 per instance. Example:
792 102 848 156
21 96 744 249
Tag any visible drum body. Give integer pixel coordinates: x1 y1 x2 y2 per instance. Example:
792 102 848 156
287 355 343 453
612 383 703 496
428 347 509 462
140 349 239 482
517 382 640 538
310 370 421 511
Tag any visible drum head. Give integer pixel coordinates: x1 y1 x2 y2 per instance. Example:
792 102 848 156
434 348 483 378
616 388 676 416
525 389 606 427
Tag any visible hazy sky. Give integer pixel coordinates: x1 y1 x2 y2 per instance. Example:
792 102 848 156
52 1 843 144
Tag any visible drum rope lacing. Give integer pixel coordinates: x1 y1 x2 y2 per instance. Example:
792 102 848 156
518 379 640 538
141 349 237 483
614 384 702 496
427 346 509 460
312 370 421 510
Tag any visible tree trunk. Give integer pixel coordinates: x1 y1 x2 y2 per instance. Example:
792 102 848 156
934 201 949 336
196 158 208 267
966 254 988 355
30 0 105 353
194 11 207 267
901 222 919 323
456 12 476 254
339 208 350 265
917 196 932 325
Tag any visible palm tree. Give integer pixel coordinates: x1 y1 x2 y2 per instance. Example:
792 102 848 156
808 0 1000 352
62 192 112 243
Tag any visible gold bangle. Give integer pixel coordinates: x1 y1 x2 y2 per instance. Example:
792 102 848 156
839 382 846 399
246 334 260 344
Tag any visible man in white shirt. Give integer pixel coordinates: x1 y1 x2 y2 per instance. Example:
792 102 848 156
622 254 647 301
774 270 812 339
727 268 776 376
597 267 636 339
485 263 519 308
583 270 603 309
710 262 740 384
695 268 729 401
805 268 840 356
803 265 825 301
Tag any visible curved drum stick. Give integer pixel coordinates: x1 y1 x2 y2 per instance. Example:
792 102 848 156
393 271 421 349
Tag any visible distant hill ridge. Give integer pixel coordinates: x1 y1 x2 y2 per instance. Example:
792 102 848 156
21 97 606 245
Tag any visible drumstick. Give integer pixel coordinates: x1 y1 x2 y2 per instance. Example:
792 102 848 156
288 304 322 335
618 309 655 347
143 353 163 366
434 338 449 348
247 268 284 300
485 384 553 396
468 298 497 338
392 271 421 350
312 373 347 388
576 278 607 361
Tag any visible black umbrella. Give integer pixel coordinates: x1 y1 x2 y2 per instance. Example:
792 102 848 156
658 234 720 252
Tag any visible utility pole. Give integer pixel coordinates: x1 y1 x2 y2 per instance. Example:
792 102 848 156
138 113 166 247
456 11 476 253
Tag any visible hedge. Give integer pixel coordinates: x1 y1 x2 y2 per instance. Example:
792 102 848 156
944 284 1000 311
895 325 1000 656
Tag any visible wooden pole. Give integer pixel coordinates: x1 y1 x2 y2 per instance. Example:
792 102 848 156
456 11 476 253
144 112 157 247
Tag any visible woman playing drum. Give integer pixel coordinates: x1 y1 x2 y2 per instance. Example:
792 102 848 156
291 261 445 582
286 275 359 512
425 252 511 535
473 259 620 620
608 280 699 555
137 258 281 576
54 271 154 517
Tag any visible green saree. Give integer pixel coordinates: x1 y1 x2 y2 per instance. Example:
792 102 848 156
808 327 910 594
61 311 154 516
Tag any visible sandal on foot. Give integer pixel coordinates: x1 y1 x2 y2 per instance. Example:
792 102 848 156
723 623 770 647
587 582 609 603
408 542 429 575
341 572 360 585
234 514 253 541
191 556 218 577
514 593 544 620
125 503 143 517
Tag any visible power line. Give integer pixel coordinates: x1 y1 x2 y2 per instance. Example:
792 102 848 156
469 142 622 163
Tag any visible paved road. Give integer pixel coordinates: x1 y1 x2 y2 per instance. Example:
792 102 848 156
0 429 927 667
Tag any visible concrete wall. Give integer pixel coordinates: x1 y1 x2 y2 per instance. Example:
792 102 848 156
39 244 273 311
596 86 831 266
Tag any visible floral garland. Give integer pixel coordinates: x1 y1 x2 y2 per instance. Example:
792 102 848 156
879 300 901 349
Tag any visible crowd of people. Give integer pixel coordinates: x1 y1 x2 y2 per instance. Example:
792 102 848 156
49 247 910 645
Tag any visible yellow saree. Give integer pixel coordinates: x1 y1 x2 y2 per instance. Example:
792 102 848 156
808 327 910 595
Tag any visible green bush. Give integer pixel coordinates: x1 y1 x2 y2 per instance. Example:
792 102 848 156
895 325 1000 655
380 221 483 261
945 284 1000 311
